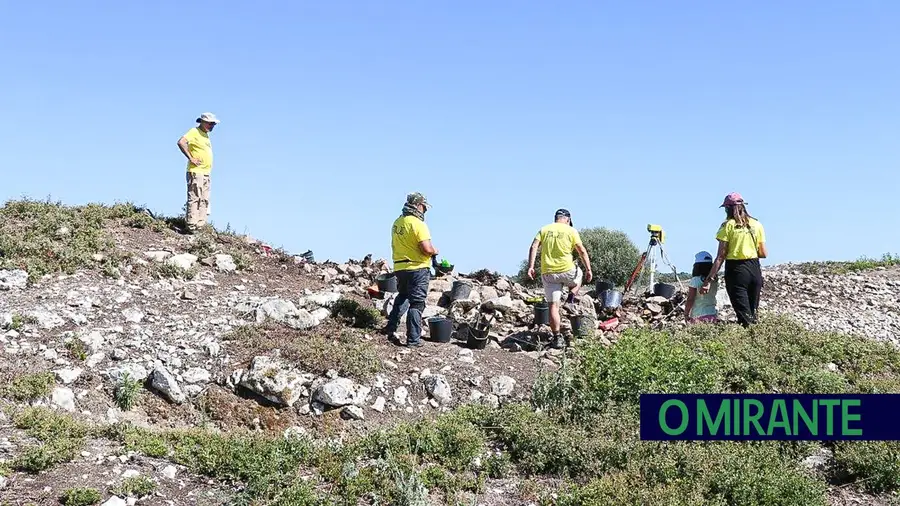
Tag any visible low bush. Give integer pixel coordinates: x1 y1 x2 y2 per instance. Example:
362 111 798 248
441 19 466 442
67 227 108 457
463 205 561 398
5 372 55 402
332 298 382 329
60 487 102 506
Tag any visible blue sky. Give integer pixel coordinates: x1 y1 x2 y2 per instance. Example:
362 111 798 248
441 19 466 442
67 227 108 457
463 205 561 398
1 1 897 275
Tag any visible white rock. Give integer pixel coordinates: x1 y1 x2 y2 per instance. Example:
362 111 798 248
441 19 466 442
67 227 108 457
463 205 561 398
107 363 149 383
313 378 371 408
298 292 342 309
469 390 484 403
79 331 105 351
342 405 365 420
54 367 83 385
0 270 28 290
150 364 187 404
255 299 320 330
423 374 452 405
161 465 178 480
122 308 145 323
393 386 409 405
239 356 312 407
182 367 211 384
489 375 516 396
144 251 171 262
86 352 105 368
205 341 221 357
215 254 237 272
122 469 141 478
51 387 76 412
371 396 386 412
102 497 127 506
28 310 64 329
166 253 198 270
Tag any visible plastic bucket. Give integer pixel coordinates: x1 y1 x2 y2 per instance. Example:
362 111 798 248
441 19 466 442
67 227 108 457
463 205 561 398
427 317 453 343
600 289 623 309
376 273 398 293
467 332 489 350
533 302 550 325
595 280 614 294
653 283 677 299
450 280 473 301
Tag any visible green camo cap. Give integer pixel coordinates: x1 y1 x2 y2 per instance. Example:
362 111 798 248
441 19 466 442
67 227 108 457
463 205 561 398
406 192 431 209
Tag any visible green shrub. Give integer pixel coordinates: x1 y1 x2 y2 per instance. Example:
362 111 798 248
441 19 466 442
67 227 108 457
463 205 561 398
114 372 142 411
332 298 382 329
12 408 90 473
112 476 156 497
60 487 102 506
832 441 900 493
6 372 56 402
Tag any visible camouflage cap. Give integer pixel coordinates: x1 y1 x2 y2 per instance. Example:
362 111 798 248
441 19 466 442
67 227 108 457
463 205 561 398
406 192 431 209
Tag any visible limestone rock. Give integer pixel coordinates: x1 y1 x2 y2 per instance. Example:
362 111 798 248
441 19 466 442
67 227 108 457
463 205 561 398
166 253 198 270
313 377 370 408
239 356 312 407
215 254 237 272
423 374 452 404
51 387 76 412
150 364 187 404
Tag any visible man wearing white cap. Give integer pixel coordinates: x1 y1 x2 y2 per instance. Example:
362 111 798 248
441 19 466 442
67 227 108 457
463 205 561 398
177 112 219 233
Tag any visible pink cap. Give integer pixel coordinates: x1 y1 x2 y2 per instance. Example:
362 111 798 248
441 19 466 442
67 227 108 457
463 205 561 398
720 192 745 207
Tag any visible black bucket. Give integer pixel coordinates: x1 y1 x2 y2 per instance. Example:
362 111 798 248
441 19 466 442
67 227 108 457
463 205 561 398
600 289 623 309
427 317 453 343
467 320 490 349
653 283 677 299
376 273 398 293
533 302 550 325
450 280 473 301
467 332 489 350
595 279 614 293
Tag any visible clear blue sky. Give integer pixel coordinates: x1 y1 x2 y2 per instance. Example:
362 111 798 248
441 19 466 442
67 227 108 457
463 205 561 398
2 1 897 276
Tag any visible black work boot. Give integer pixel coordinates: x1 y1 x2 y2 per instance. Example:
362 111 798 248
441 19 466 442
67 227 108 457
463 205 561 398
550 333 566 350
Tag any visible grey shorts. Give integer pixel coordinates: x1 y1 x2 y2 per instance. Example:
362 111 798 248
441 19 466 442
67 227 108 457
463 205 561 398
541 267 583 303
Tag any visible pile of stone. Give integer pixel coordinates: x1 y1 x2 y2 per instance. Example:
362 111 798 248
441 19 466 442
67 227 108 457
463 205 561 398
292 256 697 341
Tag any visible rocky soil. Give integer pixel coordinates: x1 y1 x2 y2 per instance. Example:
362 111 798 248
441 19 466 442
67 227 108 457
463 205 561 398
0 215 898 505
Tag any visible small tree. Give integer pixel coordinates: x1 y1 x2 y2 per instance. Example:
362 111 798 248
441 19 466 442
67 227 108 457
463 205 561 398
514 227 640 288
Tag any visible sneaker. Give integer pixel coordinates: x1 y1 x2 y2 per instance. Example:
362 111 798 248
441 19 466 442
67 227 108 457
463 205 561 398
406 340 424 348
549 334 566 350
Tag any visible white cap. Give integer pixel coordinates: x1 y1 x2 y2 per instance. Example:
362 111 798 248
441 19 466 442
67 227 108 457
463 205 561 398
694 251 713 263
196 112 220 124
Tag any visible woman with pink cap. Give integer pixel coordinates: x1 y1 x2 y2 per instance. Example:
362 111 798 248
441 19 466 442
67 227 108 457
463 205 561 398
700 192 768 327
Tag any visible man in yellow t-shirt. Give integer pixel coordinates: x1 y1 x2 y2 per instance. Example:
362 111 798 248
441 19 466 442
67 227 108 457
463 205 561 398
383 192 439 347
526 209 593 349
176 112 219 233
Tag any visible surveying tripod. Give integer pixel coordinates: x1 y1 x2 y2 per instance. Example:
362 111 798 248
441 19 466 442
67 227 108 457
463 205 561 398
623 224 684 295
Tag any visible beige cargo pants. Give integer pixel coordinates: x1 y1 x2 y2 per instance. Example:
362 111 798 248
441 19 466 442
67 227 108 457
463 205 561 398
185 172 211 231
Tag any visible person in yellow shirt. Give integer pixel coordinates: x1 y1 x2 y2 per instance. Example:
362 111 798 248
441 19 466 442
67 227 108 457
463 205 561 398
526 209 593 349
383 192 439 347
176 112 219 233
701 192 768 327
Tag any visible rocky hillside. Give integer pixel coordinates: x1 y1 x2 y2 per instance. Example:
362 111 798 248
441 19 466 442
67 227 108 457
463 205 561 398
0 200 898 506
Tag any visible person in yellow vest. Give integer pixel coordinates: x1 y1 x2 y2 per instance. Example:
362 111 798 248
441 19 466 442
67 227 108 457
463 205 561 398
527 208 593 349
176 112 219 233
383 192 439 347
701 192 768 327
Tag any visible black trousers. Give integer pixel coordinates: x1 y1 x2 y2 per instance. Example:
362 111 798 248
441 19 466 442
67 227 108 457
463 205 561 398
724 258 763 327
